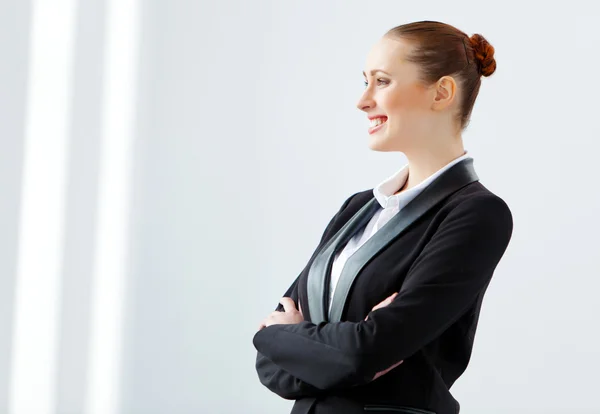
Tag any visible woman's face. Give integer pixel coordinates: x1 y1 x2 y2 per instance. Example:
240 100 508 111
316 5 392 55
357 36 439 152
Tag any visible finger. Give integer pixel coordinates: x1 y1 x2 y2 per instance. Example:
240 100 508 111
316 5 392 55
382 359 404 374
375 295 394 309
280 297 297 313
264 314 275 327
371 300 388 312
373 359 404 380
372 292 398 311
384 292 398 304
371 303 383 312
368 292 399 320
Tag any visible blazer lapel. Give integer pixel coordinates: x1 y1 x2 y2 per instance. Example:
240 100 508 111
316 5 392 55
307 158 480 324
306 198 381 324
328 158 479 322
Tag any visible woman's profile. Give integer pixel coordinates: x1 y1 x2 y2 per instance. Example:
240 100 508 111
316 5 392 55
253 20 513 414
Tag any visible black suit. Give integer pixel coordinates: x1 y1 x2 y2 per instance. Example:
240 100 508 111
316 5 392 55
253 159 513 414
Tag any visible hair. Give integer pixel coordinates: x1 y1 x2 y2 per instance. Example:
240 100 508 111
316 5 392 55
385 21 496 130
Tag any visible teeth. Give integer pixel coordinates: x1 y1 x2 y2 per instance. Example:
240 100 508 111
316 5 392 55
370 117 387 127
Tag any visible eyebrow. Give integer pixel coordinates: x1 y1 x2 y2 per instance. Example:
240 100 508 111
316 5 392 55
363 69 391 77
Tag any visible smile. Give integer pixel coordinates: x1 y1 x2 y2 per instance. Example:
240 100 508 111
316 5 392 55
368 117 388 135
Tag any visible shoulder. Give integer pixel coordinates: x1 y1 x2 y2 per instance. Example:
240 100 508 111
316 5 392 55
442 182 513 241
347 183 512 218
450 182 511 215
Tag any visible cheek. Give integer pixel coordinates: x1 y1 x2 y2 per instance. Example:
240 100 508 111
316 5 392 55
384 85 429 117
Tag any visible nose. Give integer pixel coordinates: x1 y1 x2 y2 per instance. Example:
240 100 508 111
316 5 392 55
356 90 375 112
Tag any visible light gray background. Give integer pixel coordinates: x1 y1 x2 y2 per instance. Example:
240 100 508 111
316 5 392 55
1 1 599 413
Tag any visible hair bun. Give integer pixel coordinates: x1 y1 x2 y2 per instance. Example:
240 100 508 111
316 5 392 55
469 34 496 77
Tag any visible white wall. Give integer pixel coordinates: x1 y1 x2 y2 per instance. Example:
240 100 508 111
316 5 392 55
0 1 31 411
1 1 599 413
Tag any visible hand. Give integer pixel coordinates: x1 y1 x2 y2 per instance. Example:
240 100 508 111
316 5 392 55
258 297 304 331
373 359 404 380
365 292 398 321
365 292 404 380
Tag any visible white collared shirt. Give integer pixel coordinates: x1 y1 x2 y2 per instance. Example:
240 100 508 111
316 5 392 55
328 151 472 310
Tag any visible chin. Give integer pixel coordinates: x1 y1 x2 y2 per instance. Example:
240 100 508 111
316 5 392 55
368 133 396 152
368 142 395 152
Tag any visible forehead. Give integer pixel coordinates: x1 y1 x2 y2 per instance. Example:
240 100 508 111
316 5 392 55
363 36 413 75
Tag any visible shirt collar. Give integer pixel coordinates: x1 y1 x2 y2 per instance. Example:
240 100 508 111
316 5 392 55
373 151 472 210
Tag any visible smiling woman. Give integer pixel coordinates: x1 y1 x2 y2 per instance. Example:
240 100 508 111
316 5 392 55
253 20 510 414
357 24 495 157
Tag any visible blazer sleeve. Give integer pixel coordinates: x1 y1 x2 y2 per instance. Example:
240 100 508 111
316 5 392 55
252 194 514 390
254 192 358 398
255 276 325 399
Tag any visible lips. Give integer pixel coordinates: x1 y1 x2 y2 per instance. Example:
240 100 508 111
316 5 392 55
368 115 387 121
368 116 388 135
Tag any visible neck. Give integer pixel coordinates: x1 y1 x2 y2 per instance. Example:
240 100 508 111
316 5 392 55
397 140 466 194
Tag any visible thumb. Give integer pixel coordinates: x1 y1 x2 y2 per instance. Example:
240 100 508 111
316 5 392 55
279 297 297 313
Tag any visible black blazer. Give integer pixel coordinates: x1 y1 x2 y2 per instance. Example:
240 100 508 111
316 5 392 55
252 159 513 414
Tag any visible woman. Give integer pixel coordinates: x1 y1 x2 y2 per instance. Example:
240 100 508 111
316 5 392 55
253 21 513 414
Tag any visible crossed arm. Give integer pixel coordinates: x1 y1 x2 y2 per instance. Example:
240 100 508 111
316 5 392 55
255 284 399 399
253 194 513 398
253 193 359 399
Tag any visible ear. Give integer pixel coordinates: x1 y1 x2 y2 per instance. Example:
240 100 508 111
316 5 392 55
431 75 457 111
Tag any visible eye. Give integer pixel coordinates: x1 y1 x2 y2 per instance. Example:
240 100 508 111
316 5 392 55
363 78 389 87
